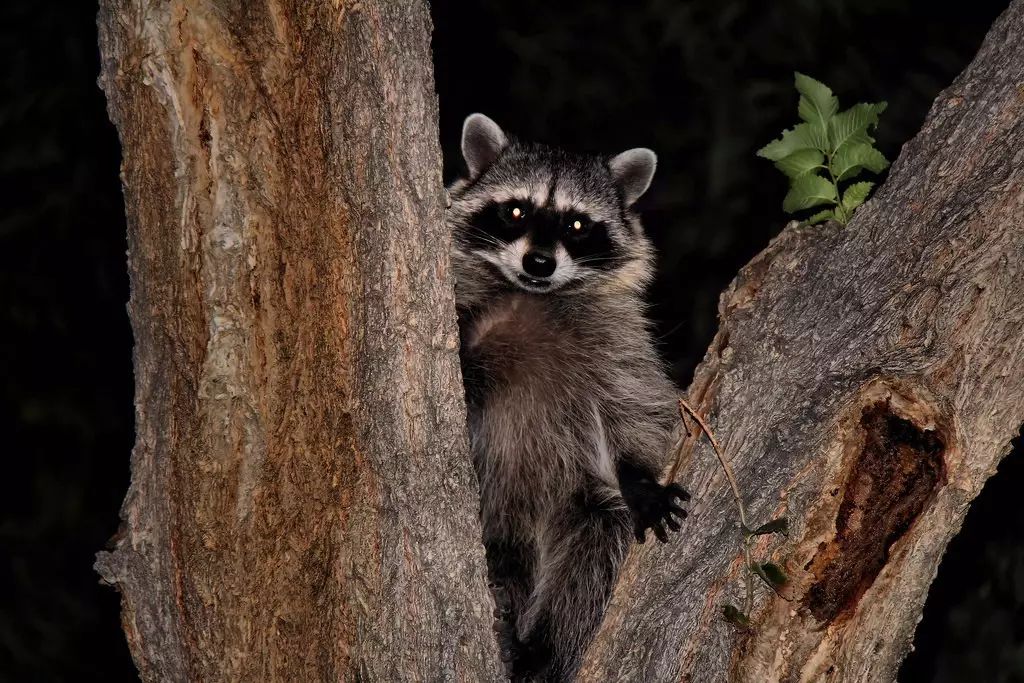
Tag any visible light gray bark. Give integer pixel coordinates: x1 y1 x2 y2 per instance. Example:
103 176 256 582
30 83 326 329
580 2 1024 681
93 1 501 680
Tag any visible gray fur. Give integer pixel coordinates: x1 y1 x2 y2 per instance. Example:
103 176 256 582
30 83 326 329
608 148 658 207
462 113 509 178
448 115 681 681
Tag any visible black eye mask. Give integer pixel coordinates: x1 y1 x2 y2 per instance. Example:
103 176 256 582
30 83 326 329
462 200 622 272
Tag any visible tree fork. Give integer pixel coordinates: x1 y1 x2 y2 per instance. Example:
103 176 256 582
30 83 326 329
580 1 1024 680
94 1 500 679
96 0 1024 681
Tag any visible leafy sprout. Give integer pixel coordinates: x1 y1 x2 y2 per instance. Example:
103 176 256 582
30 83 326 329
758 72 889 226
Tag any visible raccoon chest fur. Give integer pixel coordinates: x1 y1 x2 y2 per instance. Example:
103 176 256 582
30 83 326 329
460 294 613 536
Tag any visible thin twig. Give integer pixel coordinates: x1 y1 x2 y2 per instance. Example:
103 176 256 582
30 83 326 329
676 398 756 615
677 398 747 527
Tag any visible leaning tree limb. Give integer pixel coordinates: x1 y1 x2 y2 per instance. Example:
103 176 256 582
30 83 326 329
93 1 500 680
580 1 1024 681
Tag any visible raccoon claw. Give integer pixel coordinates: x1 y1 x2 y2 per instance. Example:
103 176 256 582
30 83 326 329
495 630 530 680
491 596 521 673
493 620 520 666
489 586 536 680
493 628 543 681
629 481 689 544
491 586 515 645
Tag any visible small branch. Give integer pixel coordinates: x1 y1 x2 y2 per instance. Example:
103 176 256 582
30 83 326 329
676 398 748 528
673 398 757 615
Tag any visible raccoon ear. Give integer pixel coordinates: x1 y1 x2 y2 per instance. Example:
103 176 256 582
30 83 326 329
609 148 657 206
462 113 508 177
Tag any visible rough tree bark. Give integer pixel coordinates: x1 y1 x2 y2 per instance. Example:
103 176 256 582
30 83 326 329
97 0 1024 681
579 2 1024 681
93 1 500 680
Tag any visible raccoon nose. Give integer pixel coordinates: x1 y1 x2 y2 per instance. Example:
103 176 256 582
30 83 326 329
522 251 557 278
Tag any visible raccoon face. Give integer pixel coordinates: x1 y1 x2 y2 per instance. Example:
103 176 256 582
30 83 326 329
448 114 657 296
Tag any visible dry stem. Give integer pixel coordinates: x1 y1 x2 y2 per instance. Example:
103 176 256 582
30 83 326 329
673 398 756 616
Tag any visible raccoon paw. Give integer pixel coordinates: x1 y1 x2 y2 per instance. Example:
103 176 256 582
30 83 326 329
492 624 542 681
491 586 521 667
490 593 550 681
626 481 690 544
504 638 550 682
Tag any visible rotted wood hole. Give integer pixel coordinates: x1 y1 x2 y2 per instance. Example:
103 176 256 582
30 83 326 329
734 381 957 681
803 401 947 623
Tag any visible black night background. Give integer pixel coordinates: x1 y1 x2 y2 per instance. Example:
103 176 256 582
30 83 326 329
1 1 1020 680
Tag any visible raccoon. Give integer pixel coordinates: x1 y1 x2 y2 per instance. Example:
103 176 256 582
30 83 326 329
448 114 688 681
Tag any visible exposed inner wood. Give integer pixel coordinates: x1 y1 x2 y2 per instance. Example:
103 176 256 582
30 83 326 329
803 402 947 624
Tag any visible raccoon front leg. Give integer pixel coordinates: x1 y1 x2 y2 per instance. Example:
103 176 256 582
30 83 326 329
616 459 689 543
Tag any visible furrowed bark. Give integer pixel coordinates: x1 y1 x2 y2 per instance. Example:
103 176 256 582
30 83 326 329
93 1 500 680
580 2 1024 681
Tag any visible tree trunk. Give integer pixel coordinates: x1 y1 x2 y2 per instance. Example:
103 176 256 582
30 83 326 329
97 0 1024 681
93 1 500 680
579 2 1024 681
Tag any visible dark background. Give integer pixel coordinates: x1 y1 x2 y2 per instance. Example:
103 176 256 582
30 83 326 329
1 0 1020 680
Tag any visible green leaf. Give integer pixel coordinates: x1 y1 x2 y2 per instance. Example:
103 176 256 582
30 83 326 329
828 102 887 153
759 76 888 231
761 563 788 587
773 149 825 179
721 604 751 629
804 209 835 225
832 142 889 181
751 562 789 592
782 174 837 213
795 73 838 129
756 122 830 161
841 181 875 213
747 517 789 537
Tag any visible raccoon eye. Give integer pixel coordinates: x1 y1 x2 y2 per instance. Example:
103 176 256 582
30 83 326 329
507 204 526 220
568 217 591 235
